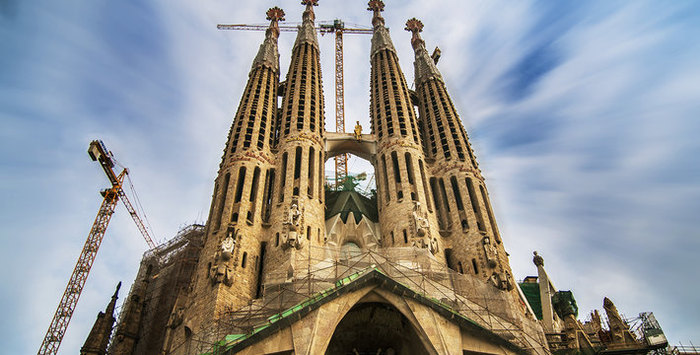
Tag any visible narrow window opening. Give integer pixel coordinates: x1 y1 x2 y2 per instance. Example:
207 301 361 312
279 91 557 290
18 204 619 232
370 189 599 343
248 167 261 223
450 176 464 211
294 146 302 179
307 226 311 241
419 160 432 212
275 233 280 247
216 173 230 229
466 178 486 232
458 261 464 274
279 153 287 202
255 242 267 298
403 229 408 244
241 252 247 268
438 178 450 212
404 152 415 184
472 259 479 275
234 167 247 203
391 152 401 183
308 147 315 197
381 155 390 202
480 184 501 242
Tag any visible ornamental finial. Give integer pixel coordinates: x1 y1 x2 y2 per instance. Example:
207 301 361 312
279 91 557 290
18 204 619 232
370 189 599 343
405 18 424 48
405 18 423 33
265 7 285 39
367 0 385 28
266 7 285 23
301 0 318 22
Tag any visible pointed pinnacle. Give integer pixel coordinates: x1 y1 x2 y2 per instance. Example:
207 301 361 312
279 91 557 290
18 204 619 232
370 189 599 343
301 0 318 23
405 18 424 47
113 281 122 298
368 0 386 28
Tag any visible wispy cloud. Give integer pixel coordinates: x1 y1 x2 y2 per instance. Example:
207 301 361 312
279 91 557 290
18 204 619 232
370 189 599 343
1 0 698 353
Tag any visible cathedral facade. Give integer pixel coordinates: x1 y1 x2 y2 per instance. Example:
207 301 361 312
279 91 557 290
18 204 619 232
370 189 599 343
80 1 666 355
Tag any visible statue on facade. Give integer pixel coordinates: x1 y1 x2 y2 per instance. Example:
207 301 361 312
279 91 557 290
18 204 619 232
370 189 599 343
482 236 498 268
210 228 237 286
533 251 544 267
412 201 430 237
488 271 513 291
282 199 304 250
354 121 363 141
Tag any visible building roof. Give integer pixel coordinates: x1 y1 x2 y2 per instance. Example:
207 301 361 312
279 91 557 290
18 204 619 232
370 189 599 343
325 189 378 223
518 282 543 321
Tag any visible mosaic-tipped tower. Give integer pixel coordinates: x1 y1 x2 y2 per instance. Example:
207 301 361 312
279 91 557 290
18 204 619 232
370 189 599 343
160 8 285 351
368 1 442 257
264 0 327 279
406 18 515 291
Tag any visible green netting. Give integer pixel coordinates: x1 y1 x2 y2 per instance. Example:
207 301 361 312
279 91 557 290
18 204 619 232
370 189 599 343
519 282 542 320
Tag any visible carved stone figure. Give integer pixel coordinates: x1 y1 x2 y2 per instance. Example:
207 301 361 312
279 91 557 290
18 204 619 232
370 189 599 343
533 251 544 267
412 201 430 238
210 228 237 286
482 236 497 268
282 199 304 250
488 271 513 291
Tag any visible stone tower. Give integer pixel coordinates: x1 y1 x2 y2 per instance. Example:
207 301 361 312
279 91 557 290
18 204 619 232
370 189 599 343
406 18 515 293
106 2 557 354
160 6 286 351
368 1 442 258
264 0 327 280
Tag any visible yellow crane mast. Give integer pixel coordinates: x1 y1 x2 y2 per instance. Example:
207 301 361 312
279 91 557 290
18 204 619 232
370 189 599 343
38 140 156 355
217 19 372 189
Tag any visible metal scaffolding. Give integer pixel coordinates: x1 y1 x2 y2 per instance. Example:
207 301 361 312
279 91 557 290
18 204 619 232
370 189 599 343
183 245 548 354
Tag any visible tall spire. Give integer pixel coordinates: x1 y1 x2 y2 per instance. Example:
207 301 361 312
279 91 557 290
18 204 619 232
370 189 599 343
251 7 285 74
294 0 319 50
367 0 396 56
80 282 121 355
405 18 442 85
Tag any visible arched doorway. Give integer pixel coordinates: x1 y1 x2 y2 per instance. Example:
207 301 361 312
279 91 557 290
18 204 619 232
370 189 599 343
325 302 431 355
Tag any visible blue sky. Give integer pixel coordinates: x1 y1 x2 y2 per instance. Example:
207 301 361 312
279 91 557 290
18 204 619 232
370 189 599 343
1 0 699 353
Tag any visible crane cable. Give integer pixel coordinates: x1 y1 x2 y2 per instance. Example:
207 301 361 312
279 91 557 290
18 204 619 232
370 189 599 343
112 156 159 245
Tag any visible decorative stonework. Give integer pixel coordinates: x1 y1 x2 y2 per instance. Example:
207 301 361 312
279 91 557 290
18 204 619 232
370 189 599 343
282 198 305 250
209 227 237 286
405 18 443 85
251 7 284 74
294 0 319 51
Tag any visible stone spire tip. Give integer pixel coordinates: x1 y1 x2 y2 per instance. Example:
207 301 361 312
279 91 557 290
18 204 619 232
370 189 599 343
113 281 122 298
302 0 318 22
405 18 424 48
367 0 386 28
266 7 285 39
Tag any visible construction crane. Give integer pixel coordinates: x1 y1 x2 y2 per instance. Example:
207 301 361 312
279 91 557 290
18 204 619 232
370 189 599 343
38 140 157 355
217 19 372 189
